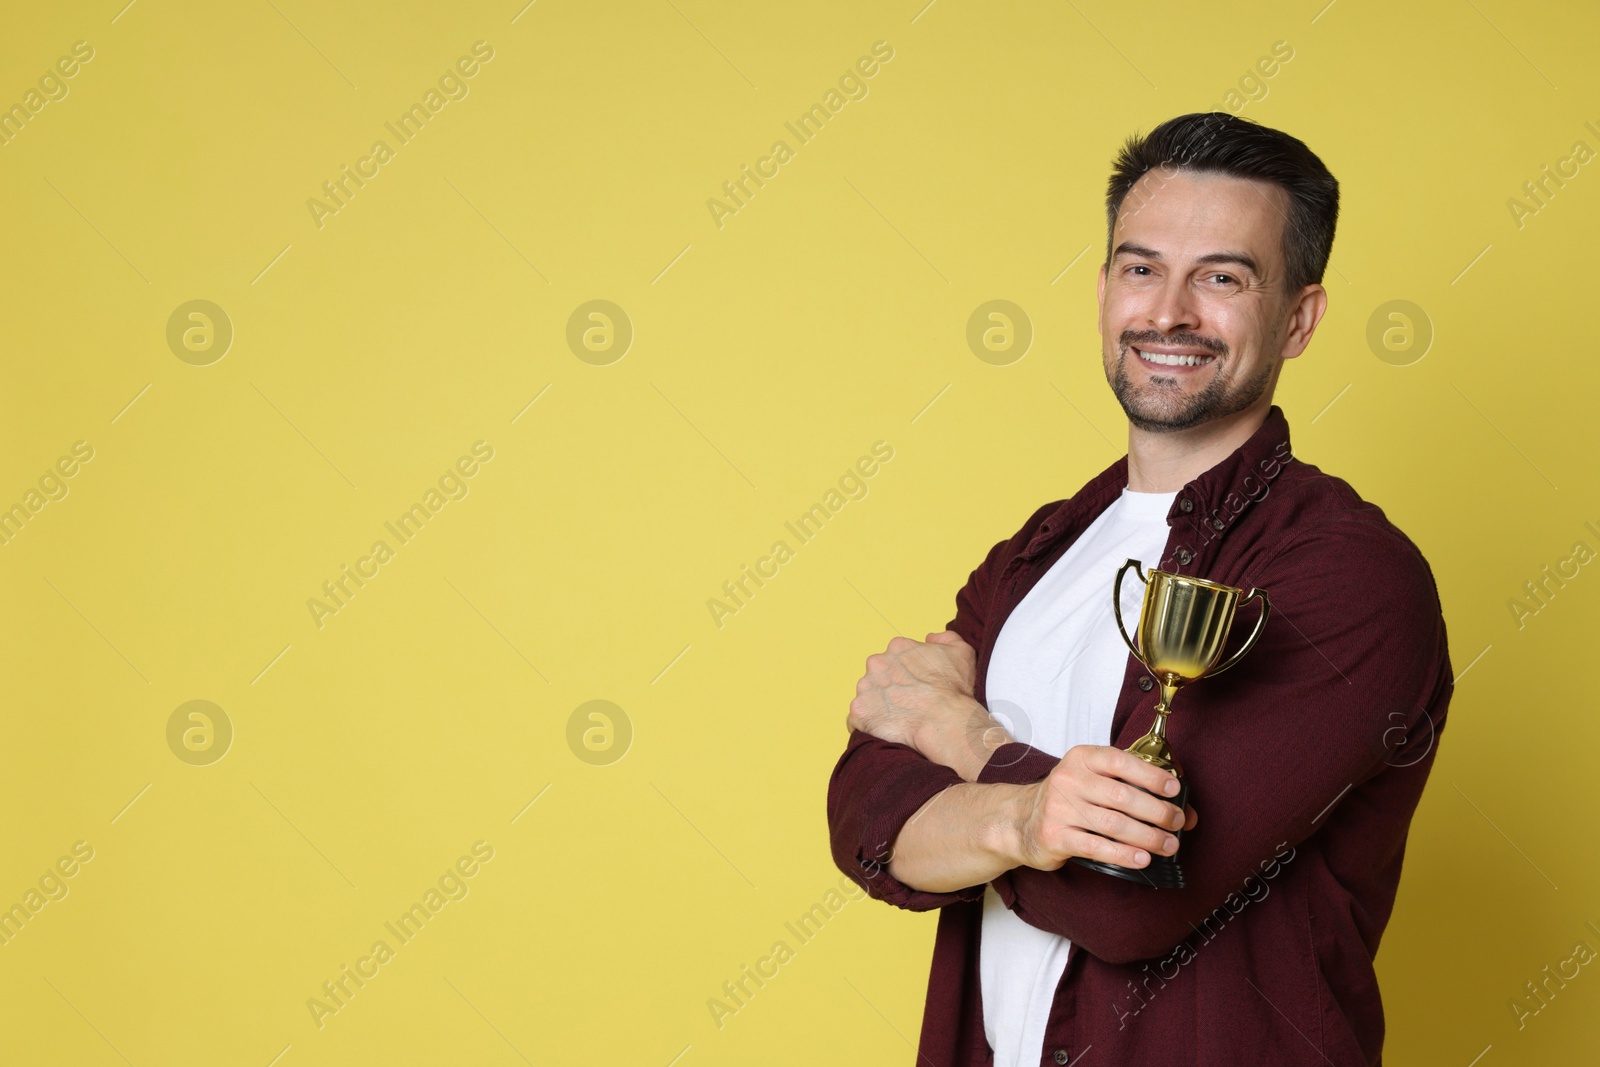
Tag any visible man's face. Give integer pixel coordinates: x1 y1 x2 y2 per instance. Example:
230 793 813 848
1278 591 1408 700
1097 168 1309 433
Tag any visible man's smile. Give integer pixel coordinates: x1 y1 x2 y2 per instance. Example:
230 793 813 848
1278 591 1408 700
1132 345 1218 369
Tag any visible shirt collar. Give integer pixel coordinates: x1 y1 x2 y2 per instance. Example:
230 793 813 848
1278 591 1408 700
1020 405 1295 562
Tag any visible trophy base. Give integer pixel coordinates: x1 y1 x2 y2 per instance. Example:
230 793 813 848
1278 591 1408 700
1072 852 1186 890
1069 776 1189 890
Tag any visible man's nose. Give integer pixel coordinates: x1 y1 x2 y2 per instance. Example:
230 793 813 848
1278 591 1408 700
1148 275 1199 337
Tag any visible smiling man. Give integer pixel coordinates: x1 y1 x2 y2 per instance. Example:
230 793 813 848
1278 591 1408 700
827 113 1452 1066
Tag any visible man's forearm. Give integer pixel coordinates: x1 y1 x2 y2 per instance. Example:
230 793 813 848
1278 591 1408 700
885 780 1029 893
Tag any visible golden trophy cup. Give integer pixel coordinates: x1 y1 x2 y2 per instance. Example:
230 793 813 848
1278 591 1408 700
1071 559 1271 889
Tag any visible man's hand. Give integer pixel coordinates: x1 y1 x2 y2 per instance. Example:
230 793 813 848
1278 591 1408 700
847 631 1009 781
1003 745 1200 872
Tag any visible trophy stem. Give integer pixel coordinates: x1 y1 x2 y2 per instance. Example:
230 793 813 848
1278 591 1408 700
1126 677 1182 773
1155 679 1179 726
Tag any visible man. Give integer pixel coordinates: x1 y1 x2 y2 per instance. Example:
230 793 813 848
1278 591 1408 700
827 112 1452 1066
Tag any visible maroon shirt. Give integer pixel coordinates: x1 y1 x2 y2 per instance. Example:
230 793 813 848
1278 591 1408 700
827 406 1452 1066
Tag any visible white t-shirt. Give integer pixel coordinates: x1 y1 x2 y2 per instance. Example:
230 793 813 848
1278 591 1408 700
978 487 1176 1066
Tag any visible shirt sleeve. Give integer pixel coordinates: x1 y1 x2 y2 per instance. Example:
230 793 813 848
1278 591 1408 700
825 501 1060 910
826 731 986 910
979 516 1454 964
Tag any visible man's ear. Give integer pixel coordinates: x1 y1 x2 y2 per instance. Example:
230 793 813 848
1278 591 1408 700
1096 263 1107 334
1280 283 1328 361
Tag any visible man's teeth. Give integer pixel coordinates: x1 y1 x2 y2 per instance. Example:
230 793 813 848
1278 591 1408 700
1136 348 1214 367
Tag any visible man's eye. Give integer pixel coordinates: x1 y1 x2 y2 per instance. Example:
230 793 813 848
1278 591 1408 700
1129 265 1153 276
1209 273 1236 285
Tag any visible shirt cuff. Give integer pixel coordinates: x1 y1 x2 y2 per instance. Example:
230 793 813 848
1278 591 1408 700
853 754 988 911
977 742 1059 785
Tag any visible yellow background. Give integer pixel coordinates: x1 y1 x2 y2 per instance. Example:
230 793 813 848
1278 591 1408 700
1 0 1595 1063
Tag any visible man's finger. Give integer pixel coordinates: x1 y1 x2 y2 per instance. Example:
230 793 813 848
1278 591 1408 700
1085 746 1182 798
1084 803 1180 857
1066 828 1153 872
1088 773 1187 832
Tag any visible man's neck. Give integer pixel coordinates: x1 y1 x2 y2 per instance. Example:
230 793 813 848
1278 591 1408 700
1125 404 1271 493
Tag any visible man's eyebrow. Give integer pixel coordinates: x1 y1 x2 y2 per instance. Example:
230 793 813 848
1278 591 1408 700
1111 243 1261 276
1194 251 1260 275
1112 242 1164 260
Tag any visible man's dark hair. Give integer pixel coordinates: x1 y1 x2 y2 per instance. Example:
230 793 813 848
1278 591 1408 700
1104 112 1340 293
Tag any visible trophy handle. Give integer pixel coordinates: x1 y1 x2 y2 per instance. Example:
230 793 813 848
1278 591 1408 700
1208 587 1271 676
1112 559 1147 662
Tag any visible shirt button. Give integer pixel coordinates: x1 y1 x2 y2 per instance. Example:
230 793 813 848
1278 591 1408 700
1178 498 1193 513
1177 548 1193 565
1138 675 1154 691
1211 517 1225 530
1054 1051 1071 1065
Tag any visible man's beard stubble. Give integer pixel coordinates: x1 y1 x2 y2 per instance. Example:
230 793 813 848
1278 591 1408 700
1107 330 1276 434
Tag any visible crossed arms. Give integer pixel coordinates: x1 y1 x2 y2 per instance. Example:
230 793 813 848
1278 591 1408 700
826 516 1451 964
843 629 1196 893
